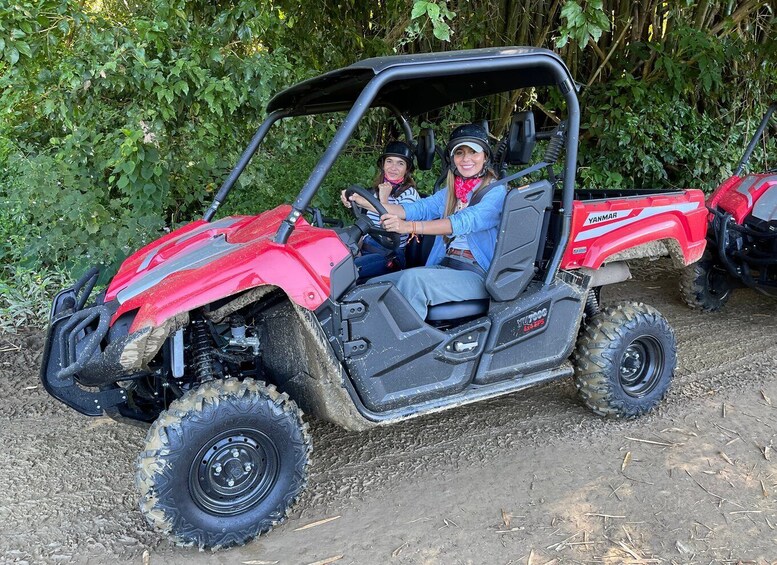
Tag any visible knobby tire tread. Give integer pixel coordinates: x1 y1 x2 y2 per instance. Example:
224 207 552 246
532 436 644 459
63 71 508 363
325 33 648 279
135 378 311 548
573 301 676 419
679 250 731 312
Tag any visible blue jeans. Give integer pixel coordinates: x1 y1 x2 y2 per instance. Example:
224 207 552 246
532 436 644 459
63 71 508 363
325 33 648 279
372 265 488 320
355 236 405 282
355 249 405 281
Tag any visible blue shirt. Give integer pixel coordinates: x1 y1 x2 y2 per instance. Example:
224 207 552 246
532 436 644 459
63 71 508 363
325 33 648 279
402 184 507 270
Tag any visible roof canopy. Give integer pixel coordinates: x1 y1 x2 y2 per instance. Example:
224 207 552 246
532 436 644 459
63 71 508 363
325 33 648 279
267 47 576 117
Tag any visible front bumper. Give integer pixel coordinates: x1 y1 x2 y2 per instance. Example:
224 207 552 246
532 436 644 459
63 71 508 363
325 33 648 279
39 268 129 416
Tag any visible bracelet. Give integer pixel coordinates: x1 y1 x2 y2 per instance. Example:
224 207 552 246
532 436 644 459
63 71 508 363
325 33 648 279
409 221 420 244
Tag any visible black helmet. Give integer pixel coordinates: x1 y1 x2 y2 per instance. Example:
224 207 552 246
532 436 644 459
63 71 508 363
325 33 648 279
445 123 492 176
445 124 492 157
377 140 415 172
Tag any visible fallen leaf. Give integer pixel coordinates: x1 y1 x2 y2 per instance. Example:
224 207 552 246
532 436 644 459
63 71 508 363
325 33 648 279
761 390 772 405
242 561 279 565
294 516 341 531
391 542 408 558
719 452 733 465
305 556 343 565
622 451 632 472
501 508 512 529
675 540 692 554
625 436 679 447
617 540 645 560
142 550 150 565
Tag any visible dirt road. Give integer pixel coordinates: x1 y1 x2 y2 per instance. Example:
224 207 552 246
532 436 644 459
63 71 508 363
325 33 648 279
1 260 776 564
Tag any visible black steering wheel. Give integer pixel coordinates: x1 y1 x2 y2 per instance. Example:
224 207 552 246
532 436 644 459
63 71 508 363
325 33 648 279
344 185 401 251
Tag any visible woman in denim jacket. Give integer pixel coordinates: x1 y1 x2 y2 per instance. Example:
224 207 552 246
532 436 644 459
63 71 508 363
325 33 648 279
348 123 506 319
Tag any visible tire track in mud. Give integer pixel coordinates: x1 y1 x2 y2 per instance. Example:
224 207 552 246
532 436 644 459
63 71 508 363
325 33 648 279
0 335 152 563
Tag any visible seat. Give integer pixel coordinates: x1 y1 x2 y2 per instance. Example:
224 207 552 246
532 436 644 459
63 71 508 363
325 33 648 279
404 233 435 268
426 178 553 322
426 298 489 321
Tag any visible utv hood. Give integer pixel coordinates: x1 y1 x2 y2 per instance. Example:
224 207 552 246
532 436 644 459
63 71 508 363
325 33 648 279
710 174 777 224
105 205 351 331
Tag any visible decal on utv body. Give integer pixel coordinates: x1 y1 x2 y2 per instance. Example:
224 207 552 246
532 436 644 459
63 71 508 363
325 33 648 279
496 300 551 347
575 202 702 242
583 210 631 226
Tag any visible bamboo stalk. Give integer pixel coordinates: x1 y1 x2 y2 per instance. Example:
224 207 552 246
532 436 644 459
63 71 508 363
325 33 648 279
587 16 633 86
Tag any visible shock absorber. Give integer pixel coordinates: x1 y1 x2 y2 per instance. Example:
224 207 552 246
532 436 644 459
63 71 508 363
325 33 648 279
191 320 216 382
584 288 600 318
543 121 567 164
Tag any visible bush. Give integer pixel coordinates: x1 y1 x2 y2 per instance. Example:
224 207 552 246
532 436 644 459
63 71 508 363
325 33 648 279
1 0 774 332
0 265 73 333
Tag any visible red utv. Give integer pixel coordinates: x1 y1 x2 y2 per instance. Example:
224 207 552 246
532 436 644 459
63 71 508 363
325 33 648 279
40 48 708 548
681 104 777 311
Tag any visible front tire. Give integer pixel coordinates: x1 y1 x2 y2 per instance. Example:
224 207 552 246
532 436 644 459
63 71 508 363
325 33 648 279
680 249 732 312
135 378 311 548
573 302 676 419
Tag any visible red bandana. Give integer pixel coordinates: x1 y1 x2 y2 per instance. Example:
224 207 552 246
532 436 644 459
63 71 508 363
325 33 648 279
454 176 482 203
383 174 405 188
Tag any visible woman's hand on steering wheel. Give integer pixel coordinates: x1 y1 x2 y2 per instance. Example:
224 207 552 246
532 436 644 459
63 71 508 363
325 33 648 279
343 185 401 251
340 189 357 209
380 214 412 234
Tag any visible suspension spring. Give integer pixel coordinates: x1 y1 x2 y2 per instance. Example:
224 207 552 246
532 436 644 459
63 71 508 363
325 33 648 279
584 288 600 318
191 320 216 382
543 134 564 164
543 122 567 164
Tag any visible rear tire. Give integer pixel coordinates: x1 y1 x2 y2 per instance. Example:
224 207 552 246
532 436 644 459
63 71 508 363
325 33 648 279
573 302 676 419
135 378 311 548
680 249 732 312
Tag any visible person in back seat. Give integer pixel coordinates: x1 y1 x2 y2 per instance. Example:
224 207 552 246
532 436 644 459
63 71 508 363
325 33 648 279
347 124 506 320
340 141 420 281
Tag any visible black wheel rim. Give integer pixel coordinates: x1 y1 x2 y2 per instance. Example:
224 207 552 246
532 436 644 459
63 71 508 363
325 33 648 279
619 335 664 397
190 428 279 517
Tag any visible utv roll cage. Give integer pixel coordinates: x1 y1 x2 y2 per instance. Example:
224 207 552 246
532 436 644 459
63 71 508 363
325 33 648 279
735 103 776 176
202 47 581 285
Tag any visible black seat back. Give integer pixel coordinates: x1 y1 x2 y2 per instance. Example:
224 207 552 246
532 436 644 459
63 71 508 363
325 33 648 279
506 111 536 165
415 128 436 171
404 233 436 268
485 179 553 301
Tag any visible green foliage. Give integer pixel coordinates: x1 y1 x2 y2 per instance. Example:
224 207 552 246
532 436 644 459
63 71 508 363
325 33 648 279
650 26 726 96
1 0 775 331
407 1 456 42
578 78 776 190
557 1 610 50
0 265 73 333
1 0 307 273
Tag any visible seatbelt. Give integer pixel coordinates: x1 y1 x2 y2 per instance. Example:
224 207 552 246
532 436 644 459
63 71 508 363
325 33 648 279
468 161 549 206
